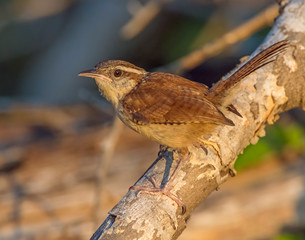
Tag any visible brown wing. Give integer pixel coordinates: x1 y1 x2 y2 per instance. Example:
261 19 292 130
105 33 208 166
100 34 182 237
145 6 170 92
121 72 234 126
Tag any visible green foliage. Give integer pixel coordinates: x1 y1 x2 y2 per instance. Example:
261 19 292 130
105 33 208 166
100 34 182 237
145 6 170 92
163 17 206 62
267 123 305 152
272 233 304 240
234 137 271 170
235 122 305 171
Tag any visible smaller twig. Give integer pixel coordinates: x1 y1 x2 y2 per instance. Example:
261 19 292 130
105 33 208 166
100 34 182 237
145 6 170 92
161 4 279 74
93 117 124 226
121 0 173 39
126 0 144 16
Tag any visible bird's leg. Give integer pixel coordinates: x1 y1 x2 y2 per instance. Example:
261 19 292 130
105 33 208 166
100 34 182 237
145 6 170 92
130 149 190 214
158 145 169 156
194 138 223 165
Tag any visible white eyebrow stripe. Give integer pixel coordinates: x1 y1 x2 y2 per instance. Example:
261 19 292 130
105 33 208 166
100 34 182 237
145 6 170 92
117 66 143 75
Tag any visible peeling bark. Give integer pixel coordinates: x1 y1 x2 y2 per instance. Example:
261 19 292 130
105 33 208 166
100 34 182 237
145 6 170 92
90 0 305 239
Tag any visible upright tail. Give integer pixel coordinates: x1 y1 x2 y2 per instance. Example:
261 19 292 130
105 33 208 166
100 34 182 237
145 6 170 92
208 40 289 102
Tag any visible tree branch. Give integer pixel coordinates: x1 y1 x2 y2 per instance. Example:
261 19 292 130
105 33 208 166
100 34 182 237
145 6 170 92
90 0 305 239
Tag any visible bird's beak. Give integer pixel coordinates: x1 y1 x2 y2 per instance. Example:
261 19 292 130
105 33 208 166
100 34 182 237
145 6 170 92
78 69 112 82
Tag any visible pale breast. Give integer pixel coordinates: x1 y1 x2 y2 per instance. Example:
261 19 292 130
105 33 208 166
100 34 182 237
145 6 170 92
128 121 217 148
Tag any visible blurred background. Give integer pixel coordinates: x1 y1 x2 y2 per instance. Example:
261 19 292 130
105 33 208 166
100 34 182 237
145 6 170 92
0 0 305 239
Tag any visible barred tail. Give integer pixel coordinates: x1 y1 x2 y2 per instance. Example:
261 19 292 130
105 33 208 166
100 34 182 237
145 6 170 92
208 40 289 100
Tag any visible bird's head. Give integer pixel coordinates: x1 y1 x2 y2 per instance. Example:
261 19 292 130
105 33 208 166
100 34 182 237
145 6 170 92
79 60 147 107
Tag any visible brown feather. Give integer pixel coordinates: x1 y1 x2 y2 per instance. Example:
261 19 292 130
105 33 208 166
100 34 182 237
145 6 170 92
208 40 289 102
122 72 234 126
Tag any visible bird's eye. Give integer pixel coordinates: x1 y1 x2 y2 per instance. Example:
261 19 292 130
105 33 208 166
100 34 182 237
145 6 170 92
114 69 122 78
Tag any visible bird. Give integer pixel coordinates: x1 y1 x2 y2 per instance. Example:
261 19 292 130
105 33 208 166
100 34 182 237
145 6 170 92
79 40 288 212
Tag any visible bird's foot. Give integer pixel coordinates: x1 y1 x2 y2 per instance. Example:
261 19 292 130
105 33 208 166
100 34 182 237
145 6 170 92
130 176 186 214
130 150 190 214
194 139 223 165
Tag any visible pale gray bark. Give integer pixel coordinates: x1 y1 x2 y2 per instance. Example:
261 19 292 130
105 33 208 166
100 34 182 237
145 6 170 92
90 0 305 239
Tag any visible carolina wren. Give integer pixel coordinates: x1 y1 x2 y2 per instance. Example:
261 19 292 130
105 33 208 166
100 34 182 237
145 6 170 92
79 41 288 151
79 41 288 212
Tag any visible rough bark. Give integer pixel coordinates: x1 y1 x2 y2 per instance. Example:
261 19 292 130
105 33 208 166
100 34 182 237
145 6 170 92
90 0 305 239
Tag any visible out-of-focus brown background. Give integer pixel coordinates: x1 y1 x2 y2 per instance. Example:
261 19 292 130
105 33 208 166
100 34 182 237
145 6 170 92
0 0 305 240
